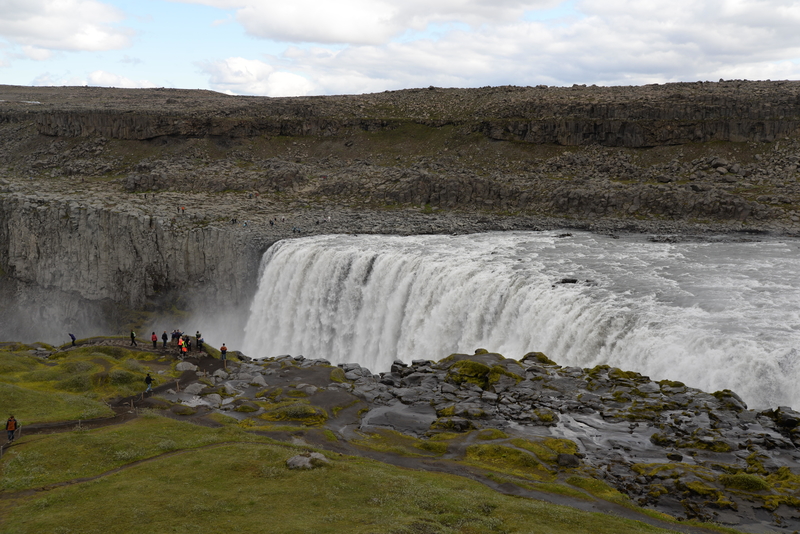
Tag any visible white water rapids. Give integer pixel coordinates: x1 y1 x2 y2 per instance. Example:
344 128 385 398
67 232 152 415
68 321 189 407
242 232 800 410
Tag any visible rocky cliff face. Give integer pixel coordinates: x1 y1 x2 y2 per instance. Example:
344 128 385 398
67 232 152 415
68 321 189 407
1 81 800 341
3 81 798 147
0 194 259 307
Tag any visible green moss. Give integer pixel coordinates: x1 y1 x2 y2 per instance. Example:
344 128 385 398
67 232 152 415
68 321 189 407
234 404 259 413
487 365 523 387
534 409 557 423
446 360 491 389
430 417 475 432
719 473 770 492
684 480 718 497
566 476 630 504
474 348 489 355
428 432 460 441
323 429 338 442
415 440 448 455
585 364 611 379
465 444 540 471
436 405 456 417
524 352 557 366
761 495 800 511
477 428 508 440
259 402 327 426
171 405 197 416
287 389 308 397
657 379 685 388
608 368 641 380
329 368 347 383
543 438 578 455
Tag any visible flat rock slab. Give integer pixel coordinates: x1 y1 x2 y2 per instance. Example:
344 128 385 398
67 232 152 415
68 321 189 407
361 403 437 437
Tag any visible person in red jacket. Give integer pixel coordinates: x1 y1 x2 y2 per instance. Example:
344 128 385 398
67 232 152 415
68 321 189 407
6 415 18 443
151 332 158 349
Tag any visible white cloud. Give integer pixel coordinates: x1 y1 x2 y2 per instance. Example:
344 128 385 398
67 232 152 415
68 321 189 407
86 70 156 88
172 0 559 44
0 0 132 52
22 45 52 61
31 72 87 86
201 57 316 96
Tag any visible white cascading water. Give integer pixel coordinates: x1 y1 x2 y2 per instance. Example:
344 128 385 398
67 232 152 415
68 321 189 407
242 232 800 410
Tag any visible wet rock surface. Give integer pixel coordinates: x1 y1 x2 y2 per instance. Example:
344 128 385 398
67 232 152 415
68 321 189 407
152 349 800 533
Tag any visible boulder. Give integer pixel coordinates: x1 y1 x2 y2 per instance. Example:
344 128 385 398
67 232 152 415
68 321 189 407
205 394 222 407
183 383 204 395
176 362 198 372
286 452 330 469
250 374 267 387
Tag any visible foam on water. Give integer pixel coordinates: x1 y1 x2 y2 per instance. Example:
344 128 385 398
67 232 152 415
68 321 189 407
242 232 800 409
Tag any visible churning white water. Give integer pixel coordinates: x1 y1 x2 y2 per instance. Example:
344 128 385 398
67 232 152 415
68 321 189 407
242 232 800 410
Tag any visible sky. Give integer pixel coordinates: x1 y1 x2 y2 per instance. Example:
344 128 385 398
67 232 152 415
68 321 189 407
1 0 799 96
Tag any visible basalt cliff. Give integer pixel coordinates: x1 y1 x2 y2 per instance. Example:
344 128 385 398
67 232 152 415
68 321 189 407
1 81 800 340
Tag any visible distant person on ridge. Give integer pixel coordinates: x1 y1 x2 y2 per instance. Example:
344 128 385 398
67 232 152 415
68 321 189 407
151 332 158 349
6 415 17 443
220 343 227 369
69 333 76 346
162 331 168 349
130 331 137 347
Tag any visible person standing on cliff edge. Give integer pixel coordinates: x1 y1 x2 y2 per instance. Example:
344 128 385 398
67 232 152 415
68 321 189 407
130 331 137 347
151 332 158 349
69 333 76 346
162 331 168 349
220 343 227 369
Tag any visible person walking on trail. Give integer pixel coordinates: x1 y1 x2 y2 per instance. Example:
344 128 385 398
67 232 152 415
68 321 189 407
151 332 158 349
145 373 154 393
162 331 168 349
220 343 228 369
130 331 137 347
6 415 17 443
69 333 76 346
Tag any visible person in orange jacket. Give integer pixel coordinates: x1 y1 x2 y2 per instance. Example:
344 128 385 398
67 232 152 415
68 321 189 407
6 415 18 443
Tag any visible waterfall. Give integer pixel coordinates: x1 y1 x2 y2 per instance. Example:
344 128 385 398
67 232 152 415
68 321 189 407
243 232 800 409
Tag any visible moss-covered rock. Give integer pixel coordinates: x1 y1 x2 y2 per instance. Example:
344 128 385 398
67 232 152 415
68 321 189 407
446 360 491 389
260 402 327 426
522 352 557 366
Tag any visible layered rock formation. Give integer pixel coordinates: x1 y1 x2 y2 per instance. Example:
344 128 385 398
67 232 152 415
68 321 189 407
1 82 800 341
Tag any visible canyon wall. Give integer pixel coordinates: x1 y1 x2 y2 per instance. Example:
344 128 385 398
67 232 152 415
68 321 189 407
1 81 800 341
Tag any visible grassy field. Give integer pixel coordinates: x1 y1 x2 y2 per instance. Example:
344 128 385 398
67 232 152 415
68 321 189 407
0 342 739 534
1 413 687 534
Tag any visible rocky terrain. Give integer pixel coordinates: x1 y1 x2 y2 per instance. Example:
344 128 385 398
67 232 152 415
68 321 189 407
129 346 800 533
1 81 800 339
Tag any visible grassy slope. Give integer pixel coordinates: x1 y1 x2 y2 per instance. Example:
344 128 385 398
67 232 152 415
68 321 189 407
0 343 739 534
1 415 682 534
0 346 181 423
